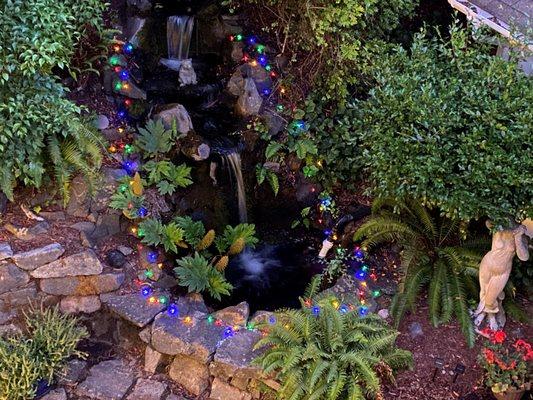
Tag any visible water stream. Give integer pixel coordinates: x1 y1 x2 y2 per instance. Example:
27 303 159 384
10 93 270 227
167 15 195 60
222 152 247 223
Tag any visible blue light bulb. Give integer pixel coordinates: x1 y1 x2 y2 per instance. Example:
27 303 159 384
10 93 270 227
119 70 129 81
268 315 277 325
312 306 320 316
262 88 271 96
117 109 127 119
358 306 368 317
339 304 349 314
355 270 367 281
138 207 147 218
258 55 267 66
167 303 179 316
123 42 134 54
247 36 256 45
147 251 158 263
223 327 234 338
141 285 152 297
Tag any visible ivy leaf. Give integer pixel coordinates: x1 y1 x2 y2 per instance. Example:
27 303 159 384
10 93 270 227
265 142 283 160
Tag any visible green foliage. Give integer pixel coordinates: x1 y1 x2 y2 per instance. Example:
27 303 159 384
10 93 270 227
359 24 533 224
0 305 88 400
174 253 233 300
175 216 206 248
143 160 193 196
224 0 417 103
354 198 490 347
215 223 259 254
256 165 279 196
109 177 146 218
254 296 412 399
0 0 106 200
135 119 178 158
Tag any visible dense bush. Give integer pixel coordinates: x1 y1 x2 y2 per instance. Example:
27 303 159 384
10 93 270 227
0 0 106 200
254 286 412 399
354 198 490 347
358 25 533 224
224 0 417 103
0 306 88 400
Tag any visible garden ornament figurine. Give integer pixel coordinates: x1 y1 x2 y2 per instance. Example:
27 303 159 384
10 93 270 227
474 222 530 331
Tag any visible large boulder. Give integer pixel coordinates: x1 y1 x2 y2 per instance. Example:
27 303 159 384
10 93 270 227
150 311 224 362
0 264 29 295
236 78 262 117
11 243 64 270
155 104 193 134
76 359 135 400
101 292 167 328
168 354 210 396
214 301 249 327
30 250 103 279
40 273 125 296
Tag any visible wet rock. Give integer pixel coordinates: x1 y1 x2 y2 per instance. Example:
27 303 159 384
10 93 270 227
70 221 96 233
179 132 210 161
211 330 263 382
263 162 280 173
168 354 210 396
91 168 127 214
179 59 197 86
40 273 125 296
101 292 166 328
60 295 102 314
76 359 135 400
230 42 244 62
214 302 249 326
250 311 274 326
236 78 262 117
93 115 110 130
155 104 194 134
0 242 13 260
40 388 67 400
31 250 103 279
151 311 224 361
152 272 178 290
106 250 127 268
408 322 423 338
59 359 88 385
0 264 29 295
126 17 146 45
127 378 168 400
209 378 251 400
0 283 39 307
144 346 163 374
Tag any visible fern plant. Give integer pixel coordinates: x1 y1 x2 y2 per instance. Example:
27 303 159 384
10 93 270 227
254 292 412 400
174 253 233 300
354 198 489 347
0 305 88 400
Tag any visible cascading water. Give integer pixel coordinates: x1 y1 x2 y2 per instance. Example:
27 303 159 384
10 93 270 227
167 16 194 60
222 152 247 223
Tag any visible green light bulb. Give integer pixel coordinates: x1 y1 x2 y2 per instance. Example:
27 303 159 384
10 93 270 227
235 34 243 41
124 144 133 154
256 44 265 53
158 295 168 304
207 315 214 325
114 81 122 91
109 55 120 66
145 270 154 279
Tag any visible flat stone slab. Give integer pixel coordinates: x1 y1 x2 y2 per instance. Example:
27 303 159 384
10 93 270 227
151 311 224 362
0 263 29 295
58 359 88 386
12 243 64 270
31 250 103 278
40 388 67 400
102 292 166 328
60 295 102 314
126 378 168 400
0 242 13 260
40 273 124 296
0 283 38 307
76 359 135 400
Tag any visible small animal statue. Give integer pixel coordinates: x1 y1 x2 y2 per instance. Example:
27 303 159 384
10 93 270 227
474 222 530 330
179 59 197 86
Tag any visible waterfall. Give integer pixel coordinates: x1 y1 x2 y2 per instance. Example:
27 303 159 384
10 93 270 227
167 16 194 60
223 152 247 223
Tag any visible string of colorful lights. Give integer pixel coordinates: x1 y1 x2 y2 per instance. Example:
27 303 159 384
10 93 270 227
105 36 382 342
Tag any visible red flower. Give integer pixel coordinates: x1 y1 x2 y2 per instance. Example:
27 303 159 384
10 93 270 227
484 348 496 364
524 349 533 362
481 328 493 337
514 339 532 352
492 330 506 344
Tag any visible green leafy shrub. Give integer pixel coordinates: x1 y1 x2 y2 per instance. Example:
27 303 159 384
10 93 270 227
135 119 184 158
224 0 417 103
0 0 106 200
139 217 258 299
0 305 88 400
354 198 489 347
358 24 533 224
254 292 412 399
